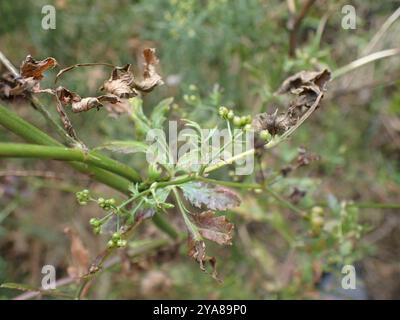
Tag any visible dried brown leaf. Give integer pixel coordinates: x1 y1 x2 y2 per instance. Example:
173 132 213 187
253 69 331 136
20 55 57 80
191 210 234 245
277 69 331 96
187 236 221 282
56 86 119 113
133 48 164 92
101 64 138 98
64 227 90 278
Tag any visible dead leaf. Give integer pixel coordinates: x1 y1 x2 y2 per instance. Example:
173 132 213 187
101 64 138 98
180 182 241 211
20 55 57 80
133 48 164 92
56 86 119 113
64 227 90 279
187 235 220 282
191 210 234 245
252 69 331 136
277 69 331 96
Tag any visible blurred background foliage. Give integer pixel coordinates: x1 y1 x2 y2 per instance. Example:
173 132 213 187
0 0 400 299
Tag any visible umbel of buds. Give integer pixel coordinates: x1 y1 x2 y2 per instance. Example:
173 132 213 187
233 115 252 128
107 232 127 249
218 106 234 120
90 217 102 234
97 197 116 211
76 189 90 205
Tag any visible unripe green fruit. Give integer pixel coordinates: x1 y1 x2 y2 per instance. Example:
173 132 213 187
233 116 242 127
226 110 234 120
117 239 127 248
218 106 228 118
107 240 115 248
259 130 272 142
112 232 121 242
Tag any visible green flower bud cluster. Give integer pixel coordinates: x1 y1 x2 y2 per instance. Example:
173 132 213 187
76 189 90 205
97 197 116 211
218 106 234 120
219 106 252 131
107 232 127 249
232 115 252 130
89 217 102 234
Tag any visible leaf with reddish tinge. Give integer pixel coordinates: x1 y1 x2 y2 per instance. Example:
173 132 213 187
20 55 57 80
191 210 234 245
179 182 241 211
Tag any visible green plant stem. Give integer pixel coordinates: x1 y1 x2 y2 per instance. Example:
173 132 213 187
172 187 201 240
0 104 141 182
0 142 140 182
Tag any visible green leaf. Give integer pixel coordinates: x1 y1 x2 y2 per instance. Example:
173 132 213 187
95 140 148 154
150 97 173 128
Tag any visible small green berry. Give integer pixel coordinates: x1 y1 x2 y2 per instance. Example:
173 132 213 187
117 239 127 248
107 240 115 248
93 226 101 235
233 116 242 127
259 130 272 142
112 232 121 242
226 110 234 120
218 106 229 118
243 124 252 131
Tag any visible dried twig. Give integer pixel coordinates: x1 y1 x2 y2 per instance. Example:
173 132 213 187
288 0 317 57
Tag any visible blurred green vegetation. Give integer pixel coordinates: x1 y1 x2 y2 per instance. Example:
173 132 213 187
1 0 399 299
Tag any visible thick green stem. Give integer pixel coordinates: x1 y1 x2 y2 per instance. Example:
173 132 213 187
0 104 141 182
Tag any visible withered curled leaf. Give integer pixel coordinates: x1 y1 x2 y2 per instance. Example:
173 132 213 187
20 55 57 80
252 69 331 137
187 236 220 282
101 64 137 98
56 86 119 113
277 69 331 96
191 210 234 245
180 182 241 211
133 48 164 92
